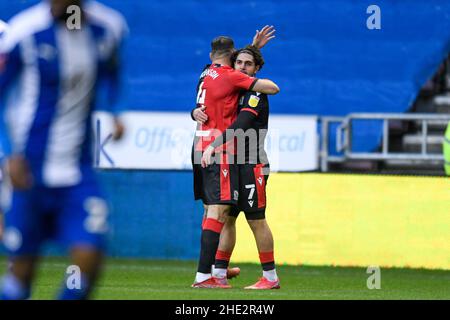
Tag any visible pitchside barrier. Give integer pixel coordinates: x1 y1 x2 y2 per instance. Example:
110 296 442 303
94 171 449 270
233 173 450 270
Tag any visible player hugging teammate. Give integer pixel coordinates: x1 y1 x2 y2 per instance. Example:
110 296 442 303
191 26 281 289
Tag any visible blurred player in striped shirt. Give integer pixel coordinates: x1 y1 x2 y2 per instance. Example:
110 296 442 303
0 0 127 300
0 19 8 242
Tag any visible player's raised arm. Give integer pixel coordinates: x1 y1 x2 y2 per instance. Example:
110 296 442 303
229 68 280 95
251 25 276 50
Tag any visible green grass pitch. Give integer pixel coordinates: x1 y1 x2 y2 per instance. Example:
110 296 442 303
0 257 448 300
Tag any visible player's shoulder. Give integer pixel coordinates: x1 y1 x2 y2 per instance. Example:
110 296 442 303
85 0 129 43
0 20 8 36
244 90 268 100
222 66 254 84
211 64 232 73
199 64 211 79
1 2 52 53
222 65 242 76
0 20 8 48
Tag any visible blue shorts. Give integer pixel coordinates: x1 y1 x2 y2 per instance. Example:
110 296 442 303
2 177 109 256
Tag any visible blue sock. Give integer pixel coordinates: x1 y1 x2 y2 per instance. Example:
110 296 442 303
58 273 91 300
1 273 31 300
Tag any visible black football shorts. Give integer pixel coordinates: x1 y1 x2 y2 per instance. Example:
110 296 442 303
193 150 239 205
229 163 269 220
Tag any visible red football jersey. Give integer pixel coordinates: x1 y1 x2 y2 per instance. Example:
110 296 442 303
195 64 257 151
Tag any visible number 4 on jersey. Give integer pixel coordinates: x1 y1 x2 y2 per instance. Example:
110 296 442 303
196 82 206 105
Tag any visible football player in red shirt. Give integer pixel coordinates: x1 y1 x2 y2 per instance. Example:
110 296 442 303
191 27 279 288
201 46 280 289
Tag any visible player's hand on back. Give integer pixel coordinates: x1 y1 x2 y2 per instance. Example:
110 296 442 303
8 155 33 190
252 25 276 49
193 105 208 124
201 145 215 168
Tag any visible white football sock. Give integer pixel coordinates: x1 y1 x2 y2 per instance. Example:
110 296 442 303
212 268 227 279
195 272 211 283
263 269 278 282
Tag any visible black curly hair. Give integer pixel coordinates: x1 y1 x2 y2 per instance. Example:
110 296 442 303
231 45 265 71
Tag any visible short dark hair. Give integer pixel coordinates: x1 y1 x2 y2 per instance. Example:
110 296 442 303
211 36 235 59
231 45 265 70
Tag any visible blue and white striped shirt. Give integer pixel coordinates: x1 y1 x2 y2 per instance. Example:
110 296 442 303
0 1 127 187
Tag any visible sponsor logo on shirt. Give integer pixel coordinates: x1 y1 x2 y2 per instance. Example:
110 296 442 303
248 95 260 108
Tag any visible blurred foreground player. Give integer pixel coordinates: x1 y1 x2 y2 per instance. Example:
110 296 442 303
0 0 127 299
0 19 7 241
191 28 279 288
201 46 280 289
0 165 4 241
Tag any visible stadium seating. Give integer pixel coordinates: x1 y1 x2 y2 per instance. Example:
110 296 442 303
3 0 450 118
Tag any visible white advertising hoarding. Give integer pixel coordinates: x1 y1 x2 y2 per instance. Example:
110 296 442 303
94 111 318 172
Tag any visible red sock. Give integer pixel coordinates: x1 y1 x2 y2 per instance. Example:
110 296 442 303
203 218 224 233
215 250 232 269
259 251 275 271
